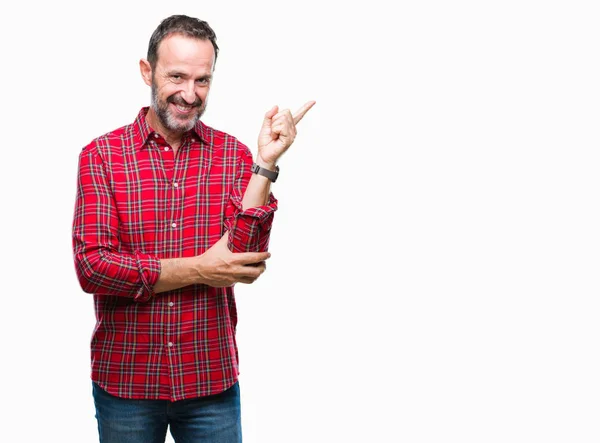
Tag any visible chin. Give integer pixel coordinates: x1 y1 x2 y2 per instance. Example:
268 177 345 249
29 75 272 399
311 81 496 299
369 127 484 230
164 114 197 132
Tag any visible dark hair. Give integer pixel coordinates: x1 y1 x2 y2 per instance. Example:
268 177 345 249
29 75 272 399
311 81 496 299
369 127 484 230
147 15 219 69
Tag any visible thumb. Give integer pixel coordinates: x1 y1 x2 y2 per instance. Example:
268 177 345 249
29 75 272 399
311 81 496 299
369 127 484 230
216 231 229 245
261 105 278 128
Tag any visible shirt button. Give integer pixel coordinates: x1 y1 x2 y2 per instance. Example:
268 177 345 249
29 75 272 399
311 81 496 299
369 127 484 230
173 182 179 188
168 302 174 307
164 146 169 151
167 342 173 347
171 222 177 228
154 133 159 138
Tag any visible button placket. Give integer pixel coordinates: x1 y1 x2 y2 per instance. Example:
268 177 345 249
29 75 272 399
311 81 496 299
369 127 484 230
168 148 186 234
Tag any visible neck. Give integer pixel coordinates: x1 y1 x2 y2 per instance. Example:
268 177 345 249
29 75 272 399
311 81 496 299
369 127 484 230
146 108 184 151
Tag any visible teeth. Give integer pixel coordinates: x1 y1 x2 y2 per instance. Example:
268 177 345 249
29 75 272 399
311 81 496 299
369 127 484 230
175 104 192 112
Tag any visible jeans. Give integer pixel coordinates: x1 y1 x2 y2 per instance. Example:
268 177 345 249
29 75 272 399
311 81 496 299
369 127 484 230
92 382 242 443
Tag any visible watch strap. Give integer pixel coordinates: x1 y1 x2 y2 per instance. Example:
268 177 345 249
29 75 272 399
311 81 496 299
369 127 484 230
251 163 279 182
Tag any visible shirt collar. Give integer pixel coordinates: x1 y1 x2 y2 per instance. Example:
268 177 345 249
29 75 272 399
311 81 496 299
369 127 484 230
132 107 209 149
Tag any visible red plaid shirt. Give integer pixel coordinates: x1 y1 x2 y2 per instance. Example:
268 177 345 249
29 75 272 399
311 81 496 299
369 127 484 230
72 108 277 401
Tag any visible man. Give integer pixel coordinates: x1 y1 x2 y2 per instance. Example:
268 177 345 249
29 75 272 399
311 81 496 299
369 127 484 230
72 14 314 443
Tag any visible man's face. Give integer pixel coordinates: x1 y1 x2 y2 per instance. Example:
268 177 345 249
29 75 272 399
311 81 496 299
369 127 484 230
150 34 215 133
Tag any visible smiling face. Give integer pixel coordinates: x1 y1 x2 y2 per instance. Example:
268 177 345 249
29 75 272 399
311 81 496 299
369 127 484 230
140 33 215 137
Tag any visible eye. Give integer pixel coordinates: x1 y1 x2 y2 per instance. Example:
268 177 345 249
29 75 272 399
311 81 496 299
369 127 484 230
196 78 210 85
170 75 183 83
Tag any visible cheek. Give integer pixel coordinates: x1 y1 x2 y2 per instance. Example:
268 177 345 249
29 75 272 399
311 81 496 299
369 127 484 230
158 83 178 99
196 87 210 100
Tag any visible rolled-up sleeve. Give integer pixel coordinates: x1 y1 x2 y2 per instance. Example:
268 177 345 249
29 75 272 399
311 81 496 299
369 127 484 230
72 144 161 302
225 146 278 253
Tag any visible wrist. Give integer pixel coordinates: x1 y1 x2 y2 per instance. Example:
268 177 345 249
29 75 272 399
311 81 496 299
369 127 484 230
191 255 209 286
255 154 277 171
251 161 279 183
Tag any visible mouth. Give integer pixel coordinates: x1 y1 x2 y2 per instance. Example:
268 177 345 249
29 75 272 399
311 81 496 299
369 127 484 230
172 103 197 115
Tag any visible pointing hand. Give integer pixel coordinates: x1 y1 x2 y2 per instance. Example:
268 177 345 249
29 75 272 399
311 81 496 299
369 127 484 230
257 100 316 166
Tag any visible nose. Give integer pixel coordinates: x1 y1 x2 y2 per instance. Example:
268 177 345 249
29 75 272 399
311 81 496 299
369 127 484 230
180 81 196 104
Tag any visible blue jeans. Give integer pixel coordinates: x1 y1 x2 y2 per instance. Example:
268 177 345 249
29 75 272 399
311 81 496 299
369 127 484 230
92 382 242 443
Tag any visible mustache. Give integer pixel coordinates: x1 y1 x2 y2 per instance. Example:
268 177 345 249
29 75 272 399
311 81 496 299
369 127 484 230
168 95 203 108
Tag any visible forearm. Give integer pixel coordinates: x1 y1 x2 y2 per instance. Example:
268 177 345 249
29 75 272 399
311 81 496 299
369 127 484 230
155 234 270 291
153 257 201 293
227 152 278 253
241 156 275 210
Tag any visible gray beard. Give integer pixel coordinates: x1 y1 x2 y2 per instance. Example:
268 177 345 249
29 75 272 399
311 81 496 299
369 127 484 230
150 83 205 132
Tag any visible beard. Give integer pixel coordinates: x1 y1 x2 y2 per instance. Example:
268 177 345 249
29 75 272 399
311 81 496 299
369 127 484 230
151 82 206 132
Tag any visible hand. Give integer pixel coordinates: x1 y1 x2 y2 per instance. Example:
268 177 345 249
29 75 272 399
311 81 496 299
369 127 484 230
257 101 316 167
195 233 270 287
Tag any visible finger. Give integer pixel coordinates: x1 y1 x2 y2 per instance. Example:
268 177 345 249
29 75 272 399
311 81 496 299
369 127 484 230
293 100 316 125
238 274 263 284
272 109 292 121
273 111 295 131
271 113 296 137
243 259 267 269
271 118 294 137
248 260 267 270
236 263 266 279
261 105 279 129
234 251 271 265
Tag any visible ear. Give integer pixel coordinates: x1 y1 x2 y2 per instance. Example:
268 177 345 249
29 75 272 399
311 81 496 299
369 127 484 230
139 59 152 86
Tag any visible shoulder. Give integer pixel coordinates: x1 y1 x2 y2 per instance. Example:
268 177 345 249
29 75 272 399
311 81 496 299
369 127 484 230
197 121 249 155
80 121 137 159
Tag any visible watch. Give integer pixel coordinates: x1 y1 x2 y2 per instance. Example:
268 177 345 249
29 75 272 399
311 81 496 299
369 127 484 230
251 163 279 182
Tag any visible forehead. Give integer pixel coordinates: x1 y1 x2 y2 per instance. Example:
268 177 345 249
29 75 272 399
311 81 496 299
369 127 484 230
156 34 215 72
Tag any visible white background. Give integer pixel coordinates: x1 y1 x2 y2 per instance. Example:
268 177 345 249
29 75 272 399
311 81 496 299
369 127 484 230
1 0 599 442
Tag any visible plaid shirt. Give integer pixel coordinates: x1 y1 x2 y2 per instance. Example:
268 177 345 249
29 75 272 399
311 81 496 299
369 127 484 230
72 108 277 401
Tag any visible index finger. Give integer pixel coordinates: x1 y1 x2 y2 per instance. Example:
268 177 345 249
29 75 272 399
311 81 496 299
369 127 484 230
293 100 316 125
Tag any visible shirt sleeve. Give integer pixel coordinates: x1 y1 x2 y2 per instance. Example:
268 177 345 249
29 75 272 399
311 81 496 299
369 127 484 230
72 144 161 302
224 145 278 253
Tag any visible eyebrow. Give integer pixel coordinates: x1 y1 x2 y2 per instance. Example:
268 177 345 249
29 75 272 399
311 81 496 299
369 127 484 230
167 71 212 80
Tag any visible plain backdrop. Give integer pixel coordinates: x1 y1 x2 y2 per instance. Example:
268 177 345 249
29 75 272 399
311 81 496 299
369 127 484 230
1 1 600 442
